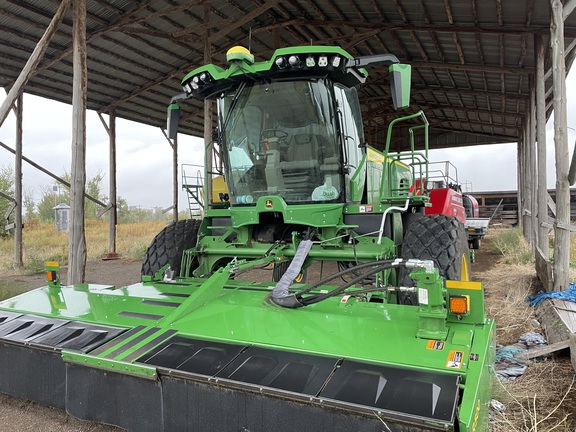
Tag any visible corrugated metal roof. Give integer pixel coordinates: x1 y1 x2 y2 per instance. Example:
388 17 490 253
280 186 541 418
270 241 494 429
1 0 575 151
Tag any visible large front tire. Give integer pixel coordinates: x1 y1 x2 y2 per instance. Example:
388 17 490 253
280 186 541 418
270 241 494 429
399 214 470 298
141 219 201 277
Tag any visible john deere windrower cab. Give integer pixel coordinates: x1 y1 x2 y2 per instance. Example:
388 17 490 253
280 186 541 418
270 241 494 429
0 46 494 432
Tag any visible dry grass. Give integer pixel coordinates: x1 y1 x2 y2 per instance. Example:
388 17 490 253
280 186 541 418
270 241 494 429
482 262 539 345
481 231 576 431
491 362 576 432
0 220 166 274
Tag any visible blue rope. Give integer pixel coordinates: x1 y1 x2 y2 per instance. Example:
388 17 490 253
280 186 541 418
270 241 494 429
527 282 576 306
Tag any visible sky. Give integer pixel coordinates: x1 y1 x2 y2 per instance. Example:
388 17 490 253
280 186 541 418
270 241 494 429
0 93 203 212
0 72 575 212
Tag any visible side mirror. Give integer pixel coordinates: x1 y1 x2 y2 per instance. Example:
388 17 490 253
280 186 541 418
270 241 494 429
389 64 411 110
167 103 181 140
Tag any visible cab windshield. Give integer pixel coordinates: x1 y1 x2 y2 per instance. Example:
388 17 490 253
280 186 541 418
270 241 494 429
218 80 342 205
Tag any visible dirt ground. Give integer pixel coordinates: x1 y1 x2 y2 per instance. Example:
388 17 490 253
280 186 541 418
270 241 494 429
0 258 141 432
0 245 543 431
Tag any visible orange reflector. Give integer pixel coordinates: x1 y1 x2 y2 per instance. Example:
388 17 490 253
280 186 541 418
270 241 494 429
449 295 469 315
46 270 58 282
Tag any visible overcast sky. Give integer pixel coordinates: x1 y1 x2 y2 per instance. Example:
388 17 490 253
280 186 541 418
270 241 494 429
0 94 203 212
0 71 575 212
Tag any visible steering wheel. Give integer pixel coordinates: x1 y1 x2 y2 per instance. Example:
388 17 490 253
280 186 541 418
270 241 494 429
261 129 288 140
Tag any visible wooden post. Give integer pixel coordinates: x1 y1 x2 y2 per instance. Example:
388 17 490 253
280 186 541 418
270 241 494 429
108 108 117 256
517 140 524 232
551 0 570 291
535 34 553 290
14 93 23 268
529 83 538 247
0 0 70 128
68 0 88 284
536 35 549 250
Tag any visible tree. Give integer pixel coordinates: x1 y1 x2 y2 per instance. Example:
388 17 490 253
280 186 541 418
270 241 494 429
23 188 36 221
37 184 64 222
116 196 131 223
37 172 106 222
0 165 15 230
85 172 106 219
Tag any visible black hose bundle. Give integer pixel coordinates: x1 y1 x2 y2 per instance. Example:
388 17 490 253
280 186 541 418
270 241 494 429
271 257 409 308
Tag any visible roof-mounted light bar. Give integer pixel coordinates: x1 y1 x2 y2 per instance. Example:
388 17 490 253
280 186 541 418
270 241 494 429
273 52 345 72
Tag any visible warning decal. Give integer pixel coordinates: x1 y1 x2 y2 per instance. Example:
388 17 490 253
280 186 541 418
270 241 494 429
446 350 464 369
426 340 445 351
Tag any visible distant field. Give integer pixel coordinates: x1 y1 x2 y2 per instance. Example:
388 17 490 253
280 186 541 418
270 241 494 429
0 220 167 273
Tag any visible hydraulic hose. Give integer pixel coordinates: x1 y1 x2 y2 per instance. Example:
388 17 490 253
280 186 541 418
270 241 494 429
295 259 391 297
270 239 313 308
299 260 400 306
271 258 435 308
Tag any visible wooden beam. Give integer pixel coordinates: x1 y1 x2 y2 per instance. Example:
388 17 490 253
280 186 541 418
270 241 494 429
415 101 523 118
548 192 557 216
563 0 576 20
551 0 571 291
427 125 518 142
0 191 14 203
108 109 117 255
535 35 549 255
208 0 281 43
0 140 105 207
14 93 22 268
68 0 88 285
517 140 524 235
567 132 576 184
409 60 533 75
0 0 71 128
514 339 570 360
274 18 563 37
408 85 530 101
528 81 537 246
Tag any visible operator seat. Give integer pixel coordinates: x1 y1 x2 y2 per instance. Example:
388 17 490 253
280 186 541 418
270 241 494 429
279 125 325 200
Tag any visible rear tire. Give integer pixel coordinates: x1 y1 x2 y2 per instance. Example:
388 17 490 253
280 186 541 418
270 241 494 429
399 214 470 304
141 219 202 277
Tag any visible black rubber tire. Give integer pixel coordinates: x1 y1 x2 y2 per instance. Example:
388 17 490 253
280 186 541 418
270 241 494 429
141 219 202 277
399 214 471 302
471 237 481 250
272 260 306 283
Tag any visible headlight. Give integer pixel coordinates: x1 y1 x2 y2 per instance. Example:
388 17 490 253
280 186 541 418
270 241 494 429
191 76 199 90
288 55 301 67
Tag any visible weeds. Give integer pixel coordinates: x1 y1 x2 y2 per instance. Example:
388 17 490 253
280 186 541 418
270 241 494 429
0 220 166 273
488 228 534 264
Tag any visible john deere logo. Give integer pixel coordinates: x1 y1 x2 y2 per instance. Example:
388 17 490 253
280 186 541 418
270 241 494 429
265 199 273 208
